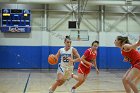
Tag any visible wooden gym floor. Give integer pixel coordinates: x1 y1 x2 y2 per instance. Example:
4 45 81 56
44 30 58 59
0 69 139 93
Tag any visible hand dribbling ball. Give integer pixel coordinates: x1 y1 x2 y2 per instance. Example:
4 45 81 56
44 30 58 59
48 54 58 65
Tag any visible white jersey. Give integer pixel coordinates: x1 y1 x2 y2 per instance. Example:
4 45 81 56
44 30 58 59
59 47 73 66
57 47 74 79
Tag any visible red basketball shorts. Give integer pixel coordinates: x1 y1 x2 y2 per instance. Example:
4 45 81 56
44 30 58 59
77 63 91 75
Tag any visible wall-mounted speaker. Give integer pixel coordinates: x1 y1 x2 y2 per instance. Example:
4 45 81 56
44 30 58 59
68 21 77 29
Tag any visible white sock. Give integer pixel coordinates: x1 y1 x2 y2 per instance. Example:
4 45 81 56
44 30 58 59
49 88 54 93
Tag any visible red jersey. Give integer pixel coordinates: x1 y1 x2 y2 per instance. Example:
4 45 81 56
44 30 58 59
82 48 97 67
78 48 97 75
122 49 140 66
84 48 97 61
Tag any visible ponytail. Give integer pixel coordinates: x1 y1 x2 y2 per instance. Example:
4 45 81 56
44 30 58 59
117 36 131 44
64 35 71 42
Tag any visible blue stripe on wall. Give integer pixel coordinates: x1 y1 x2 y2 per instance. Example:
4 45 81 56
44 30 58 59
0 46 131 69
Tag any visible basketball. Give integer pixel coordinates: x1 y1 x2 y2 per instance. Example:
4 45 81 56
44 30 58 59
48 54 58 65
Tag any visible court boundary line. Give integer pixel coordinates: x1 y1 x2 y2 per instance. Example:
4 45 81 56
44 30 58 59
23 72 31 93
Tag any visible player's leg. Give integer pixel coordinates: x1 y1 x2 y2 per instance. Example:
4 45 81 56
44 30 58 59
134 76 140 86
49 73 66 93
71 73 87 93
71 73 79 81
122 68 132 93
125 67 140 93
71 65 90 93
72 73 87 88
134 62 140 86
49 64 66 93
64 66 74 80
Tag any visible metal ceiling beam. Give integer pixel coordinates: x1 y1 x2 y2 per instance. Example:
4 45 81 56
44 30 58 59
1 0 140 6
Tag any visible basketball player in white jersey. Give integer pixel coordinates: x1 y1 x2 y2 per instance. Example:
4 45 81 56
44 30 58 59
49 36 80 93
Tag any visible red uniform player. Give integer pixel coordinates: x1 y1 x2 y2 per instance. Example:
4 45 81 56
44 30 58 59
71 41 99 93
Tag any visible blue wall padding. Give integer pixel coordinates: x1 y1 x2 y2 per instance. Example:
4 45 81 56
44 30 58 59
0 46 41 68
98 47 130 69
0 46 131 69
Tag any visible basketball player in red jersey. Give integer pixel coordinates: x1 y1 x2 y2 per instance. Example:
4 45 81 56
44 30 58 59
71 41 99 93
114 36 140 93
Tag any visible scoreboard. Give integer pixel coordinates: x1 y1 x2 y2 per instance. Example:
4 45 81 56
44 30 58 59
1 9 31 33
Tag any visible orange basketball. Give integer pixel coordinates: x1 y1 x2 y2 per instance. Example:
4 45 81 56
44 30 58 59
48 54 58 65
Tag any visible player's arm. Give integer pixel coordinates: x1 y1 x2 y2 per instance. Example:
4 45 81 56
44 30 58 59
91 59 99 74
81 55 92 66
123 36 140 51
55 49 61 59
72 48 81 63
92 59 97 69
123 43 138 52
124 36 140 49
131 36 140 49
81 49 93 66
122 44 132 52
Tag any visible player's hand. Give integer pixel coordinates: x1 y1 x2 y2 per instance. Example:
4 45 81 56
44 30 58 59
90 64 99 74
49 54 53 57
90 63 94 67
50 54 55 57
137 36 140 46
123 57 130 62
67 57 74 63
49 54 58 61
123 58 129 62
123 59 128 62
139 36 140 44
96 68 99 74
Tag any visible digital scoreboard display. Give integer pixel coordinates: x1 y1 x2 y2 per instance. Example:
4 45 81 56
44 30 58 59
1 9 31 33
